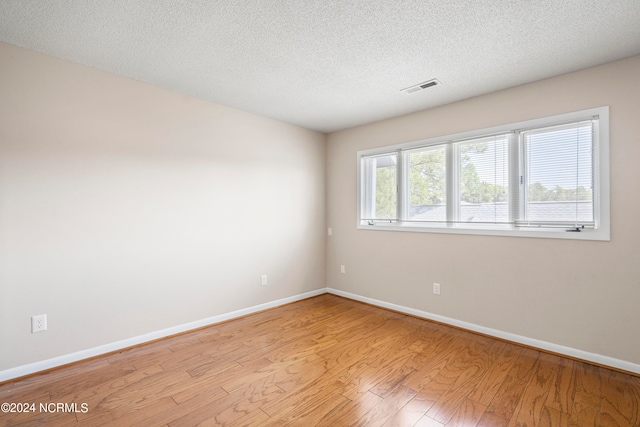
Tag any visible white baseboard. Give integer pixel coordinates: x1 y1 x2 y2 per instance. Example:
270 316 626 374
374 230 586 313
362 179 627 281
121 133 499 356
327 288 640 375
3 287 638 382
0 288 327 383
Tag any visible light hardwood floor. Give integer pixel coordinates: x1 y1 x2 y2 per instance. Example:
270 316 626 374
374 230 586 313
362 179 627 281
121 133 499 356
1 294 639 426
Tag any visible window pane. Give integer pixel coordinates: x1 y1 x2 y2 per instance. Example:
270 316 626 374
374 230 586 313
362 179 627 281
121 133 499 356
363 154 397 221
407 146 446 223
523 122 594 225
458 135 510 224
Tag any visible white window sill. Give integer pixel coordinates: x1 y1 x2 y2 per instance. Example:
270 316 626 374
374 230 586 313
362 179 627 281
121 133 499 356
356 222 610 241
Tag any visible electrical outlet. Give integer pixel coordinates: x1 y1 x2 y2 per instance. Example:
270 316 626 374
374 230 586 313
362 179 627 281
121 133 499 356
261 275 268 286
31 314 47 333
433 283 441 295
340 265 345 274
328 228 333 236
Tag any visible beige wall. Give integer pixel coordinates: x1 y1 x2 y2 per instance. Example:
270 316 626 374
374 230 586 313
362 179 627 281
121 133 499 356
327 55 640 365
0 43 326 371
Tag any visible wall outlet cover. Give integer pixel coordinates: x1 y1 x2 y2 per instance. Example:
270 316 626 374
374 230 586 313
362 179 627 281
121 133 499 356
31 314 47 333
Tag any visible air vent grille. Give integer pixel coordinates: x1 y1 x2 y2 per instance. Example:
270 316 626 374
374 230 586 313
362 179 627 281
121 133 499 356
401 79 441 94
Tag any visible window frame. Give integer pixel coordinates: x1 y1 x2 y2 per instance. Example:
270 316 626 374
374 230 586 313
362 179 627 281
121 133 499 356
356 106 610 241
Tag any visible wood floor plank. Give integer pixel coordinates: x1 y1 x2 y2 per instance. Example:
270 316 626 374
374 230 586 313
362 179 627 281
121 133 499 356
2 294 640 426
539 405 571 426
168 376 285 427
476 374 528 427
508 347 540 379
544 355 576 415
468 341 519 406
5 359 124 403
72 364 192 423
352 384 417 427
425 338 495 424
444 397 487 427
105 339 178 368
401 338 462 395
224 408 271 427
599 369 640 426
316 390 382 427
568 362 602 426
336 361 388 401
280 392 351 426
314 333 378 373
80 396 178 426
413 414 446 427
508 353 559 427
368 358 416 399
425 364 483 424
220 354 322 394
138 386 229 426
261 377 346 422
380 392 437 426
271 356 330 394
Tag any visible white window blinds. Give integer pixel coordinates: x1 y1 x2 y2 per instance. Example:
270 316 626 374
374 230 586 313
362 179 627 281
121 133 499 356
456 134 510 225
520 120 595 228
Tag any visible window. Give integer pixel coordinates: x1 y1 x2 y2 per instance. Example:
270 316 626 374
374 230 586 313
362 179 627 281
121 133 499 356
456 134 510 225
407 145 447 223
521 122 594 227
362 153 397 221
358 107 610 240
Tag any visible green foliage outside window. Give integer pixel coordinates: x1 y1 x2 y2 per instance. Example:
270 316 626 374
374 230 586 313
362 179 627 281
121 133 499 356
373 142 591 220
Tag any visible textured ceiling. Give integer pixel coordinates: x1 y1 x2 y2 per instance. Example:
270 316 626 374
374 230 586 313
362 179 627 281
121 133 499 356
1 1 640 133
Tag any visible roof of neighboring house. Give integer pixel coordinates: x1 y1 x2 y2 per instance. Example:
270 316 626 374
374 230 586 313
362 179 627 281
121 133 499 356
409 201 593 224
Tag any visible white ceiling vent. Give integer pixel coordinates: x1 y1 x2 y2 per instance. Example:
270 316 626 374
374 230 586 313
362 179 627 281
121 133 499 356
401 79 442 94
